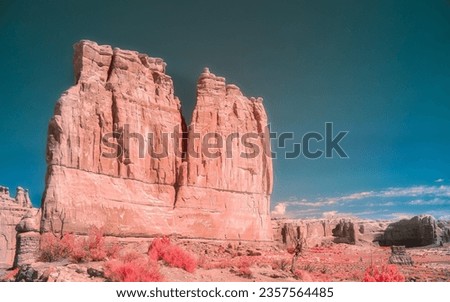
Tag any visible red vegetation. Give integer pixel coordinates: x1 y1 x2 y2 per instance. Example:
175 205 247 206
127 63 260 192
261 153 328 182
39 233 71 262
86 227 107 261
148 237 197 273
39 227 109 263
363 264 405 282
105 252 163 282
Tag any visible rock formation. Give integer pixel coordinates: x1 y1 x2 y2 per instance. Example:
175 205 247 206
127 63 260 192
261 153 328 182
273 219 337 247
388 246 414 266
0 186 33 266
273 218 388 247
40 40 273 243
381 215 443 247
175 68 273 240
332 219 357 244
14 209 41 267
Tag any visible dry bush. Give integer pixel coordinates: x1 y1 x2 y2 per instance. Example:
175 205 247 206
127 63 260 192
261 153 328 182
363 264 405 282
148 237 197 273
60 233 88 262
105 252 163 282
39 226 109 263
301 263 316 273
86 227 107 261
39 232 71 262
235 257 253 278
237 266 253 278
271 258 290 271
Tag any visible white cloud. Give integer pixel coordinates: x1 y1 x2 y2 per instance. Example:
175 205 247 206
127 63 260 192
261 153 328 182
408 198 449 206
435 178 444 183
274 185 450 219
271 202 287 217
322 211 338 218
389 213 413 220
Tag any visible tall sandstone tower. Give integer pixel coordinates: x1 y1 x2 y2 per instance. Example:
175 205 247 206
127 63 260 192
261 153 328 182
40 40 273 241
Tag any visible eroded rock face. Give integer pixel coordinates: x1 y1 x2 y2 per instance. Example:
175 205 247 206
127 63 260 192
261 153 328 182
0 186 33 266
381 215 440 247
274 219 336 247
273 218 388 247
175 68 273 240
41 40 273 241
332 219 357 244
388 246 414 266
42 40 185 237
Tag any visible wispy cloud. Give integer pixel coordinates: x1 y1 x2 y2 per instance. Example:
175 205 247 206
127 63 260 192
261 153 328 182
435 178 444 183
389 213 414 220
272 185 450 219
408 198 449 205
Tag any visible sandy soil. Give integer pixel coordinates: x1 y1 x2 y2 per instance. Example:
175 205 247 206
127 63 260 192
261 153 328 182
2 241 449 282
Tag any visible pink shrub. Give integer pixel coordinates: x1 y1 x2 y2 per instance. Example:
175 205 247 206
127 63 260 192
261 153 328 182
148 237 197 273
105 253 163 282
87 227 107 261
39 227 108 263
363 264 405 282
39 233 70 262
60 233 88 262
148 237 171 261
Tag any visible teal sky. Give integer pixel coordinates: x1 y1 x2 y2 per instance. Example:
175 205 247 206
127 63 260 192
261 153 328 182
1 0 449 219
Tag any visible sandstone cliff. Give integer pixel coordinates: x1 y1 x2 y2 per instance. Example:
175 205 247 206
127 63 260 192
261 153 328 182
381 215 448 247
40 40 273 242
0 186 33 266
175 68 273 240
272 218 388 247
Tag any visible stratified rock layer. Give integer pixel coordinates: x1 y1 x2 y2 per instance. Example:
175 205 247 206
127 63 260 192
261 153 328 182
0 186 33 266
175 68 273 240
381 215 440 247
273 218 388 247
41 40 273 241
42 41 183 236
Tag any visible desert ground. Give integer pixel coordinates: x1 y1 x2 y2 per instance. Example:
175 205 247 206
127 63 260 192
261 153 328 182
2 237 449 282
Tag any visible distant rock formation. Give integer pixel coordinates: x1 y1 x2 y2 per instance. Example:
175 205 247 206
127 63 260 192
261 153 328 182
381 215 449 247
332 219 357 244
273 218 388 247
0 186 34 266
40 40 273 243
274 219 336 247
274 215 450 249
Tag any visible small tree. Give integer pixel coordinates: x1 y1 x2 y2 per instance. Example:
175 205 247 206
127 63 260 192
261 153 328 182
286 225 306 273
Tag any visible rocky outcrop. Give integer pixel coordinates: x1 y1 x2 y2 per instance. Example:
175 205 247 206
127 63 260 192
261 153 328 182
41 41 183 237
175 68 273 240
388 246 414 266
332 219 357 244
14 209 41 267
0 186 33 266
40 40 273 242
273 218 389 247
273 219 336 247
381 215 443 247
